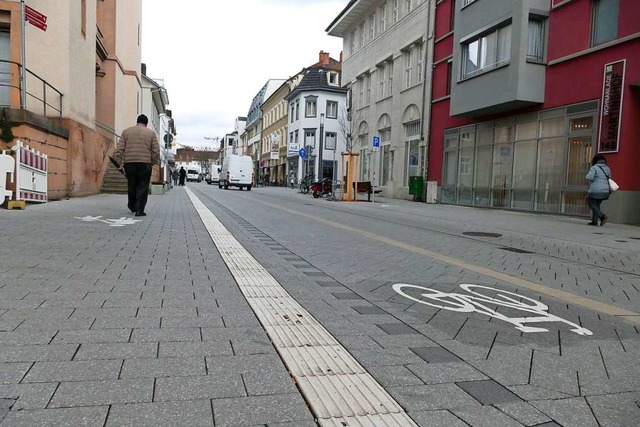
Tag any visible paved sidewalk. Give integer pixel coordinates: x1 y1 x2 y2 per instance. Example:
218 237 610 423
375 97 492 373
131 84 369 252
0 187 639 426
0 191 314 426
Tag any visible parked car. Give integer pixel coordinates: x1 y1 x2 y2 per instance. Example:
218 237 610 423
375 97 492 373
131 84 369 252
186 168 201 182
218 155 253 190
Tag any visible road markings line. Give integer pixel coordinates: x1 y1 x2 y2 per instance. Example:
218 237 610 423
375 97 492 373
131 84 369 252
185 188 418 426
251 197 640 324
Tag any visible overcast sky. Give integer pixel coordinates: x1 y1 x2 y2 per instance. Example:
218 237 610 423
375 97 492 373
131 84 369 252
141 0 346 149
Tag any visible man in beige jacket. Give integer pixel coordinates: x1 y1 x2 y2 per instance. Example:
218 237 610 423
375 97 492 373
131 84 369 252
113 115 160 216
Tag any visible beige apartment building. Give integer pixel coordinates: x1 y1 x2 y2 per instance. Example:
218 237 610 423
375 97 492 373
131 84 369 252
0 0 142 198
260 82 290 185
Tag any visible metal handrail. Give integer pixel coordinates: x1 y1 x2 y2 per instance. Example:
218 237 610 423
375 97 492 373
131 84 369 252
0 59 63 117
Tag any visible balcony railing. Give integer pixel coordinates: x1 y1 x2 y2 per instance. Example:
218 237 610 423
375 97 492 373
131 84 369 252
0 60 63 117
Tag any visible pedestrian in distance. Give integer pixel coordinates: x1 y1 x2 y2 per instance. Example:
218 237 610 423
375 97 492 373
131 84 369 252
586 153 612 226
172 169 179 186
113 114 160 217
290 172 295 189
178 167 186 186
264 171 270 187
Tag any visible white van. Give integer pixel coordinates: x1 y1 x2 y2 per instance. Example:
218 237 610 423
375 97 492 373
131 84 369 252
186 168 201 182
206 168 220 185
218 155 254 190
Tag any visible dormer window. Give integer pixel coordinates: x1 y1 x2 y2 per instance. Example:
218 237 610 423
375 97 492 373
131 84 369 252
327 71 339 86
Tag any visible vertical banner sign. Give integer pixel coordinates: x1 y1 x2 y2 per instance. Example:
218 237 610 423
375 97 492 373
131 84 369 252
598 60 625 153
25 5 48 31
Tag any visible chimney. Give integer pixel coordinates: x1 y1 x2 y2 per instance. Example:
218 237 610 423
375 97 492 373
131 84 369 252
141 63 147 76
319 51 330 65
339 51 343 63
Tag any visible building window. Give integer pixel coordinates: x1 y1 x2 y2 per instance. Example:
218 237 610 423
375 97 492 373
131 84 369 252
366 74 371 104
325 132 337 150
393 0 399 23
450 0 456 32
389 60 394 94
416 43 424 83
461 0 477 7
380 2 387 32
358 77 365 105
359 21 366 47
295 130 299 147
295 100 300 120
527 18 545 62
404 48 413 87
369 13 376 40
305 129 316 148
326 101 338 119
461 24 511 79
378 63 386 99
406 0 413 14
446 60 453 95
350 30 356 55
305 98 317 117
328 72 339 85
81 0 87 35
591 0 619 46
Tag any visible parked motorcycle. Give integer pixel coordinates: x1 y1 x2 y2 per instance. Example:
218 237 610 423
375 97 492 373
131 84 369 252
311 178 333 198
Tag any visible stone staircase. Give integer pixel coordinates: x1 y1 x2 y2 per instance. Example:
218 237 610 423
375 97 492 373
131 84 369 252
101 162 127 194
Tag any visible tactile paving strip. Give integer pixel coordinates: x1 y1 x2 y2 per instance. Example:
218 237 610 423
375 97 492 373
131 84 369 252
186 188 417 426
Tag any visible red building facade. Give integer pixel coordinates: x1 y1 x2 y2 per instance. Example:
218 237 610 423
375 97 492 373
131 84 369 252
429 0 640 224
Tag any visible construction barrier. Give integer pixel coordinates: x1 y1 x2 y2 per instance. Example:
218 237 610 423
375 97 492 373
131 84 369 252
12 140 48 203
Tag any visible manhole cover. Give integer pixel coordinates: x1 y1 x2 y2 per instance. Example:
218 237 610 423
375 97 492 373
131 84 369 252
499 247 534 254
463 232 502 238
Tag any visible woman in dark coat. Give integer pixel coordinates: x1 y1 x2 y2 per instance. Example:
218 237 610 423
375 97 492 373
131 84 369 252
585 154 612 226
178 167 187 186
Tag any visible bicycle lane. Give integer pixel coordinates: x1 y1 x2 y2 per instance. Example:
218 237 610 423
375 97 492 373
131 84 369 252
191 186 640 427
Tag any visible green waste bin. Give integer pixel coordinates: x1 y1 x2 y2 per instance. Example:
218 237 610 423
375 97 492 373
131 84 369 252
409 176 424 197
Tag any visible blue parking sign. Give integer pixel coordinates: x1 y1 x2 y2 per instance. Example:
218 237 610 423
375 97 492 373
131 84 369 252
373 136 380 148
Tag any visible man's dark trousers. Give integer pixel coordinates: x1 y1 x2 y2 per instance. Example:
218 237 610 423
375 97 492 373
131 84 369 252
124 163 152 214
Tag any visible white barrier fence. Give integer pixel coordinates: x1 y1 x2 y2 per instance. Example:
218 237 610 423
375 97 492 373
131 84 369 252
12 140 48 203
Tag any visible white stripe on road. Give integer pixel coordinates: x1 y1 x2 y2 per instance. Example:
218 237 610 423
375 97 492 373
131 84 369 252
185 188 417 426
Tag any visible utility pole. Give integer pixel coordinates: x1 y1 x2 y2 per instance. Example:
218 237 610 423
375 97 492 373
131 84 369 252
318 113 324 180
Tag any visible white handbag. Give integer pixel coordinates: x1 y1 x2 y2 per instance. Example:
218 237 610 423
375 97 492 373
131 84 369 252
608 178 619 192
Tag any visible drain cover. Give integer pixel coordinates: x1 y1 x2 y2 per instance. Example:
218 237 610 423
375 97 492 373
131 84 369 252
499 247 534 254
463 232 502 238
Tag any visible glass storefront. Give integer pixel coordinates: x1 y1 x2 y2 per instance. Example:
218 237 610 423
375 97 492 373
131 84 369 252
442 102 597 216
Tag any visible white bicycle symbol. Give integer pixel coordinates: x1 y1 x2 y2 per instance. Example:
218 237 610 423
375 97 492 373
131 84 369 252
393 283 592 336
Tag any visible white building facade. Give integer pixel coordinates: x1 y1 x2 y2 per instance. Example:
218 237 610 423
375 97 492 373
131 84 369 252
327 0 435 199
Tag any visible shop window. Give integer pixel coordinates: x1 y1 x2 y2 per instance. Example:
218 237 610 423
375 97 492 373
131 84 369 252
591 0 619 46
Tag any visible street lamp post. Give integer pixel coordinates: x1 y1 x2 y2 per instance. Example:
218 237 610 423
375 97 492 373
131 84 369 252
318 113 324 181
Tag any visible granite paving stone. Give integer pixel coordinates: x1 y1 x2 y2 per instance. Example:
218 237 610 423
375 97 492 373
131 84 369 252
210 393 315 426
388 383 481 411
90 316 161 330
494 402 553 426
0 406 109 427
106 400 213 427
73 342 158 361
0 363 31 384
453 406 525 427
51 329 132 345
531 397 599 427
48 378 154 408
154 374 245 401
241 369 298 396
409 410 471 427
0 344 78 363
130 327 202 342
410 346 463 363
407 362 488 384
366 365 425 387
22 359 122 383
0 383 58 410
120 356 205 379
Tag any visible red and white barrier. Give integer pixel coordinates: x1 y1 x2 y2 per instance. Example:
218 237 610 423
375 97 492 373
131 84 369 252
12 140 48 203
